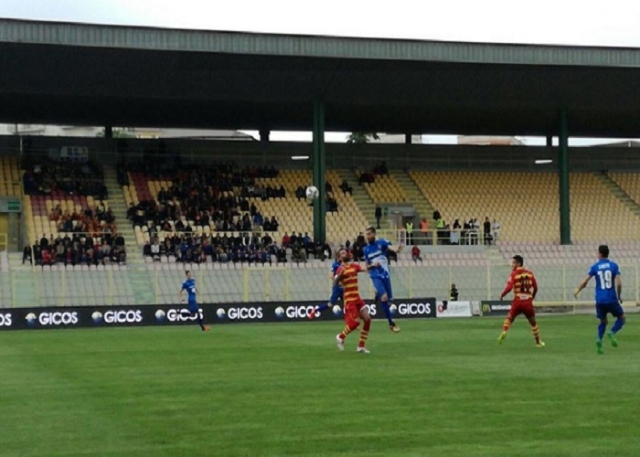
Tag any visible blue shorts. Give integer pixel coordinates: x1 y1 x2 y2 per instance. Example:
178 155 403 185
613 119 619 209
188 301 199 314
596 302 624 320
372 277 393 301
329 287 344 305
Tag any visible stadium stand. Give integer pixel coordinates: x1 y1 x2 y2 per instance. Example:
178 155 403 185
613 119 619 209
409 171 640 243
123 163 368 255
21 160 126 266
608 171 640 205
0 156 20 196
356 164 409 204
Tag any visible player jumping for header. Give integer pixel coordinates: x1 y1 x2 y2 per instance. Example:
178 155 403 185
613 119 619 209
308 252 344 320
364 226 402 332
179 271 210 332
334 248 372 354
498 255 544 348
574 245 625 355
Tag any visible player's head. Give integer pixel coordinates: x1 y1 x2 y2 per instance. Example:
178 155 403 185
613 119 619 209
365 226 377 243
511 255 524 270
185 270 191 279
598 245 609 259
337 248 349 263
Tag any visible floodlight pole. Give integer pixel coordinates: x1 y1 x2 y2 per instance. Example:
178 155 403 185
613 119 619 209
312 101 327 243
558 109 571 245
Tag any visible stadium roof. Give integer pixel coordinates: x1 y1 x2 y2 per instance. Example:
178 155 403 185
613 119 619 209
2 19 640 137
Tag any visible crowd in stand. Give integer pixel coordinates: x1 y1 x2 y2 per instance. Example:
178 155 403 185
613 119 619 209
144 231 332 265
50 201 116 237
357 162 389 185
126 162 290 235
21 157 127 267
23 160 108 199
24 232 126 267
432 210 501 245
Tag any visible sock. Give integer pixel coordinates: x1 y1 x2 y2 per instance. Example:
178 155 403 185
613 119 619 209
597 322 607 341
316 303 330 313
340 321 360 340
611 318 625 334
502 317 513 333
197 311 205 331
381 301 395 326
530 321 541 344
358 319 371 348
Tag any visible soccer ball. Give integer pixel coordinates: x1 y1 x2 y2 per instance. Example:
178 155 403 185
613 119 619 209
275 306 285 319
155 310 166 322
306 186 319 200
91 311 103 324
332 305 343 317
216 308 227 320
389 304 397 316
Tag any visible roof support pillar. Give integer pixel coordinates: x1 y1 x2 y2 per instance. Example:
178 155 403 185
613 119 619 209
546 135 553 147
558 109 571 245
105 125 113 139
259 128 270 143
405 134 412 144
312 101 326 243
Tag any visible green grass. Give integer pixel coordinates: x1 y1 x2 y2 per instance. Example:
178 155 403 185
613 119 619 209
1 316 639 456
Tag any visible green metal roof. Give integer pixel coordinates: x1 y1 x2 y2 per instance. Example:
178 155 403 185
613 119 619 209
2 18 640 68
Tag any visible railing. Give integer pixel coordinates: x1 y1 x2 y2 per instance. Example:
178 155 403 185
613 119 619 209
0 233 7 251
1 263 638 309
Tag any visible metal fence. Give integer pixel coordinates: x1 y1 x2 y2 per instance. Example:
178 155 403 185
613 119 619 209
1 263 638 308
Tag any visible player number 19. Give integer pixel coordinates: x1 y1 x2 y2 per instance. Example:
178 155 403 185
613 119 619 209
597 270 612 289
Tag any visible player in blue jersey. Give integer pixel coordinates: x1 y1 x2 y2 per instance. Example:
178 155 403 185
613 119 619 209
179 271 210 332
308 252 344 320
574 245 625 354
364 226 403 332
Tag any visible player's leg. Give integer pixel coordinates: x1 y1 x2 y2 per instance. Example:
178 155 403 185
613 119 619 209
187 303 208 331
608 303 625 347
595 304 608 354
336 305 360 351
523 304 544 347
357 303 372 354
377 278 399 332
498 303 519 344
310 287 342 320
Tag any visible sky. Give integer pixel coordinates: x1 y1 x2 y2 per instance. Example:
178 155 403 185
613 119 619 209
2 0 639 144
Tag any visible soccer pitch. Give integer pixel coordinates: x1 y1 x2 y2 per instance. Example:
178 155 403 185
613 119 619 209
1 316 638 457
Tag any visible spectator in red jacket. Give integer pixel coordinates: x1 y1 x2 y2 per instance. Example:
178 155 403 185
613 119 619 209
411 245 423 263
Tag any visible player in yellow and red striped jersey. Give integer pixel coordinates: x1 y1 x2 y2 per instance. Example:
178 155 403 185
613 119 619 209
497 255 544 348
333 248 372 354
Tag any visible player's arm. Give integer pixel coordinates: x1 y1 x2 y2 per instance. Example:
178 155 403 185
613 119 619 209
179 287 186 303
574 275 592 298
499 274 513 300
333 268 345 288
615 274 622 303
531 275 538 300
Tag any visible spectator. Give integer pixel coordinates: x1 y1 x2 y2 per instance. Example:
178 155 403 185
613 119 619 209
420 217 429 243
406 221 414 245
295 186 306 201
493 219 501 242
483 217 492 245
325 181 333 193
339 179 353 195
433 209 441 221
411 245 423 263
375 205 382 229
450 283 459 301
22 245 32 264
276 246 287 264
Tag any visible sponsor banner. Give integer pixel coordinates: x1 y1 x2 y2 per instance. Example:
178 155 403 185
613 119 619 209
436 301 472 318
0 298 437 331
480 301 511 317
